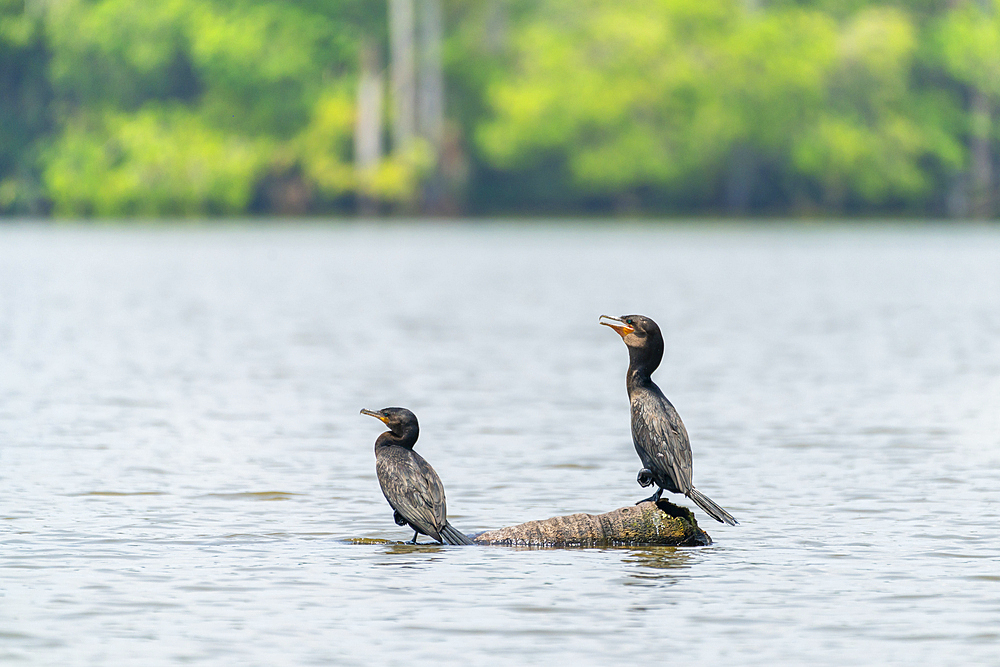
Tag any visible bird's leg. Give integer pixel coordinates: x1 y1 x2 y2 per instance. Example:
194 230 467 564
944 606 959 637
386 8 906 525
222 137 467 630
408 530 420 544
636 468 655 488
393 510 408 526
635 486 663 505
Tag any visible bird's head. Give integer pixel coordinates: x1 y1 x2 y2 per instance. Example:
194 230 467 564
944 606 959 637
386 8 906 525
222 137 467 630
599 314 661 348
599 314 664 372
360 407 419 439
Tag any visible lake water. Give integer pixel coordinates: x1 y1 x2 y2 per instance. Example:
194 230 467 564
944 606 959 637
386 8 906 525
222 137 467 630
1 221 998 666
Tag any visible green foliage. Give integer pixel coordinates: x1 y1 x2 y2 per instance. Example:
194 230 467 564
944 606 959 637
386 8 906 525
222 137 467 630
0 0 996 216
717 8 838 152
295 91 433 203
43 105 273 216
28 0 426 215
477 0 969 211
479 0 742 193
791 7 963 205
936 0 1000 97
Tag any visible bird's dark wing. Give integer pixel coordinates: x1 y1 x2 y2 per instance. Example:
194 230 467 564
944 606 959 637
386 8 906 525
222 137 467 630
631 392 693 493
376 449 447 539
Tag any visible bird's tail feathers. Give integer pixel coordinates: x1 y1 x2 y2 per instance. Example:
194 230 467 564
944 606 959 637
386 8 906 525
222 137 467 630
687 488 738 526
440 522 475 545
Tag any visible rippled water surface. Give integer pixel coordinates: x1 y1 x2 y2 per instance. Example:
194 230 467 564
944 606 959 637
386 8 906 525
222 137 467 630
2 222 999 666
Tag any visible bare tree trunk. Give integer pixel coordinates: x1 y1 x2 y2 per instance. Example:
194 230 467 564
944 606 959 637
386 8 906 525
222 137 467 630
472 500 712 547
416 0 444 150
416 0 446 212
355 40 383 217
970 87 994 219
725 143 755 214
484 0 509 54
389 0 416 154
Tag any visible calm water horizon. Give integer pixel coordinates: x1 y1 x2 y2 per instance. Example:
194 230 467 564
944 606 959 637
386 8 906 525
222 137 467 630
1 220 998 665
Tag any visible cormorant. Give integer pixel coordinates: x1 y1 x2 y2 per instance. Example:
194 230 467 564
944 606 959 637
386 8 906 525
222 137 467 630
600 314 738 525
360 407 475 545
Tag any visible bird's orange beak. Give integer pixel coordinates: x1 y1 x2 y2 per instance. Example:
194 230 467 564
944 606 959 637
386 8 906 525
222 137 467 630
360 408 389 424
599 315 633 338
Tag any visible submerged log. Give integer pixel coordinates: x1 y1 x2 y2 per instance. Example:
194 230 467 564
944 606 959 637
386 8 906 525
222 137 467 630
472 500 711 548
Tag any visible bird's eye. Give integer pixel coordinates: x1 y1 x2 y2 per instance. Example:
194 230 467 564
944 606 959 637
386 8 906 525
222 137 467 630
626 319 634 325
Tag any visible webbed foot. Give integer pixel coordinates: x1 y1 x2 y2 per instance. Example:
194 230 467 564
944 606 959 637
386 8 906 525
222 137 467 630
393 510 408 527
636 468 655 488
635 487 663 505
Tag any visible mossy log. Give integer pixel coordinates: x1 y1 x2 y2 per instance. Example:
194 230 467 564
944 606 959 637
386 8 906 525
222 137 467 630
472 500 711 547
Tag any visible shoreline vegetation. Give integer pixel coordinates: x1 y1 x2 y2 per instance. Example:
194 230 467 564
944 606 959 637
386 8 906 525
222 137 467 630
2 0 999 220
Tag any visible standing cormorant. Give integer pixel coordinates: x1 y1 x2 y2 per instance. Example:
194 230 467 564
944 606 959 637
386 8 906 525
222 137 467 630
600 314 738 525
360 407 474 545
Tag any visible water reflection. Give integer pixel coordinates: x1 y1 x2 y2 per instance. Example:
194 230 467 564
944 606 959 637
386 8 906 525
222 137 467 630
198 491 302 501
68 491 168 497
381 543 448 556
622 547 694 582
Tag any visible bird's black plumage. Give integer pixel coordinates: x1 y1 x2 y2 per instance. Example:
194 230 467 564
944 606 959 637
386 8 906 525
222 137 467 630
360 407 474 544
600 314 738 525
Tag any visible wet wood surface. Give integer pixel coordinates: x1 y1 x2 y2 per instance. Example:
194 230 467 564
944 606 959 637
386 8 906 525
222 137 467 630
472 500 711 547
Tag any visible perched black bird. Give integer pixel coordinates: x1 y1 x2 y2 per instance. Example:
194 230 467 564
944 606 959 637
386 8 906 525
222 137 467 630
360 407 474 545
600 314 738 525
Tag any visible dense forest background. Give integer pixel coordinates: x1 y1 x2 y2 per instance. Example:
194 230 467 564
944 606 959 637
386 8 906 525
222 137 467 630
1 0 998 218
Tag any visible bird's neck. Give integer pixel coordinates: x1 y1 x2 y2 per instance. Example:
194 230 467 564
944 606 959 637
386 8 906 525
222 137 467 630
626 341 663 393
626 365 657 395
374 429 418 451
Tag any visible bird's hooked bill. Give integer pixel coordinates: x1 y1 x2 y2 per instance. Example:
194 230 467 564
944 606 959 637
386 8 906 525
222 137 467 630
599 314 634 337
360 408 388 424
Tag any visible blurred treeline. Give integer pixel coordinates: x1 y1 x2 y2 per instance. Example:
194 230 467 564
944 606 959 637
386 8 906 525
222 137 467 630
1 0 998 218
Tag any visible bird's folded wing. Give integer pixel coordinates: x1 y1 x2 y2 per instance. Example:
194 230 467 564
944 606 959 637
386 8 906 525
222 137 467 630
397 455 447 533
632 396 693 492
